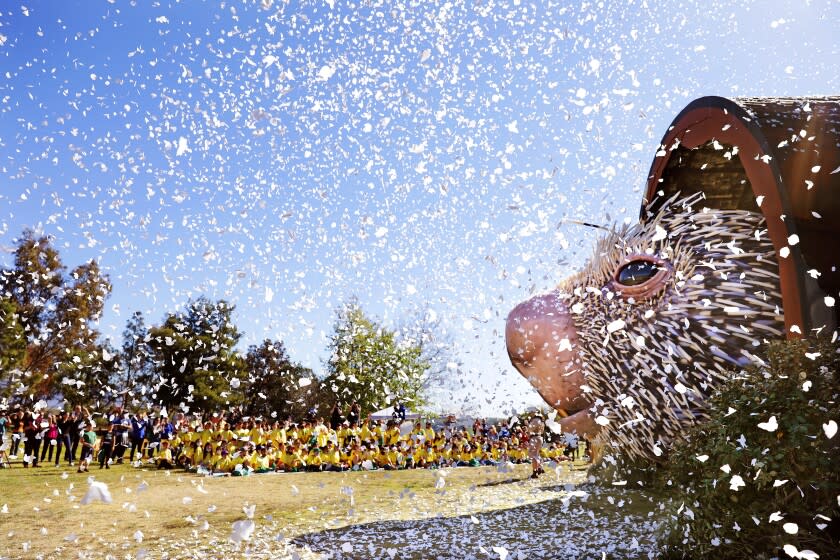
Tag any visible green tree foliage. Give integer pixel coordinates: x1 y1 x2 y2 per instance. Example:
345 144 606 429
0 230 112 401
55 343 120 408
116 311 156 409
242 339 317 420
147 297 246 415
0 297 26 401
323 301 429 417
659 337 840 559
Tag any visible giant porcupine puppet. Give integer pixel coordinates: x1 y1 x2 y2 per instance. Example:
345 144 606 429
505 193 787 459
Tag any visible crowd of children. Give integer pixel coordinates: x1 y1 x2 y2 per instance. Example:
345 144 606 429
1 405 590 476
144 414 587 476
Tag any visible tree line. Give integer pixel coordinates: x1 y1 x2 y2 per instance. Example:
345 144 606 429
0 230 441 418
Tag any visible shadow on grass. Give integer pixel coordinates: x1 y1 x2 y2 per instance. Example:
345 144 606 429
290 484 666 560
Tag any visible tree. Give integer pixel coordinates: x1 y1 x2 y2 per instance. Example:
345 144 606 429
147 297 246 415
114 311 155 409
397 305 461 395
323 301 430 417
55 342 120 409
242 339 317 420
0 297 26 402
0 229 112 402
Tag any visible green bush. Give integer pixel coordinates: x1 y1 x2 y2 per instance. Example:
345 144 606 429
657 337 840 559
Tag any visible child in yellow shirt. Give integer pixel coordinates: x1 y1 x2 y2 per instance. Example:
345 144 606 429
156 440 175 470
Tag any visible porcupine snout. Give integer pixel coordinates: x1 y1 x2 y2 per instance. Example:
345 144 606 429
505 291 597 436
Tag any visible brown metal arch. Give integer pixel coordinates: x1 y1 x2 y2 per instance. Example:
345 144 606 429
643 96 812 337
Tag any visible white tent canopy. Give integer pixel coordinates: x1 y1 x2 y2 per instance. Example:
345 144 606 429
369 406 421 421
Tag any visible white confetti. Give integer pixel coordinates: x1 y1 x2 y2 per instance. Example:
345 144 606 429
175 136 190 157
757 416 778 432
823 420 837 439
229 520 255 543
594 415 610 426
80 482 113 505
651 225 667 242
729 475 745 491
783 522 799 535
317 65 336 81
606 319 625 333
492 546 509 560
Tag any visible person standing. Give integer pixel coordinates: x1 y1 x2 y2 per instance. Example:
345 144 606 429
56 411 74 466
78 422 97 473
346 401 360 427
129 412 147 462
40 414 59 464
23 415 41 467
10 408 24 457
329 403 343 430
393 401 406 423
0 409 7 450
527 414 545 479
112 410 131 463
98 425 115 469
70 406 91 463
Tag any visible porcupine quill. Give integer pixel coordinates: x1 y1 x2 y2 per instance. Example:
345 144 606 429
556 193 783 459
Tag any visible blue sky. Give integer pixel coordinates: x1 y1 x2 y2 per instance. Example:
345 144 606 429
1 0 838 415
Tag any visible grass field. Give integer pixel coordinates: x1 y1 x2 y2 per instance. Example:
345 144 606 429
0 460 666 559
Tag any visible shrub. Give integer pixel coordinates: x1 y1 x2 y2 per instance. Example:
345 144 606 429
658 337 840 559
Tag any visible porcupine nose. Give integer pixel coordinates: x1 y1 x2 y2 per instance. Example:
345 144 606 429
505 291 590 413
505 292 574 368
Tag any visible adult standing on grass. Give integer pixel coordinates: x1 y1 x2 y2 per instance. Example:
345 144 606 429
39 414 59 465
9 407 24 457
56 411 74 467
0 408 7 449
112 409 131 463
527 414 545 479
98 424 116 469
70 406 91 463
23 414 42 467
129 412 146 462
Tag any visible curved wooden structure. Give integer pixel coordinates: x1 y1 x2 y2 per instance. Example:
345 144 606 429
643 96 840 337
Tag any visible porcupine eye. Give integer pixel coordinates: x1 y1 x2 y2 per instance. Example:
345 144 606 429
616 260 659 286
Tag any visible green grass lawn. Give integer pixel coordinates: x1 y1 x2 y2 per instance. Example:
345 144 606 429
0 459 661 559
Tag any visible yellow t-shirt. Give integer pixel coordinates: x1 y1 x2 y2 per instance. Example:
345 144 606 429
157 447 173 463
307 451 323 467
283 450 303 469
375 450 391 467
271 428 286 445
214 455 234 472
386 427 401 446
325 449 341 466
254 454 271 470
